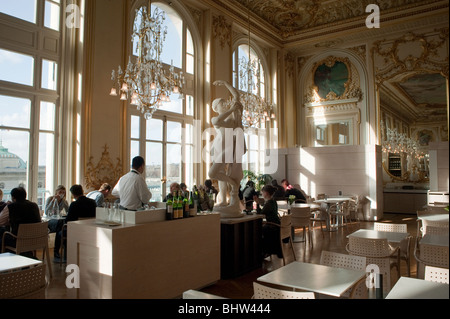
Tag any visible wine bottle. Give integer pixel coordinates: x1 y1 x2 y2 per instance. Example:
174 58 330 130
166 194 173 220
178 191 184 219
189 191 196 217
173 191 179 219
183 192 188 218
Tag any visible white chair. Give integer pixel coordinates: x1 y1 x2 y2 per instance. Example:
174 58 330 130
252 282 315 299
330 200 351 227
309 201 326 237
290 205 313 246
425 225 449 236
0 264 47 299
346 236 400 293
374 222 412 277
320 251 368 299
424 266 449 284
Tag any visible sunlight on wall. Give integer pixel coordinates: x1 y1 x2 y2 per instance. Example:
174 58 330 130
365 146 377 210
300 147 316 175
300 172 316 197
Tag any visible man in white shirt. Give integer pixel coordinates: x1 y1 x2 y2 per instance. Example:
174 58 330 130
112 156 152 210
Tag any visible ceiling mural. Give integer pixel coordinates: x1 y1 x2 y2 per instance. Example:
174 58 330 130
230 0 441 37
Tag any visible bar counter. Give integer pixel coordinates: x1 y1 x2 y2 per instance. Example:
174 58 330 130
67 213 220 299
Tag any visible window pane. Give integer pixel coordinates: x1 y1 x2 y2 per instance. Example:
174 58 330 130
158 92 183 114
131 115 140 139
186 54 194 75
186 95 194 116
38 132 55 209
44 0 60 31
0 95 31 129
146 118 163 141
130 140 140 165
167 121 181 143
0 49 34 86
0 0 37 23
41 59 58 90
186 29 194 55
0 130 29 193
146 142 162 202
166 144 181 194
40 101 55 131
184 145 193 187
153 4 182 69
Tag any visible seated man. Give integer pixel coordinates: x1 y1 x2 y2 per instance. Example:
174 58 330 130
86 183 112 207
281 179 307 203
54 184 96 261
271 179 286 200
0 187 41 252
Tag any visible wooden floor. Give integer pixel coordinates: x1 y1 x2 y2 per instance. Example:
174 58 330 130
44 213 419 299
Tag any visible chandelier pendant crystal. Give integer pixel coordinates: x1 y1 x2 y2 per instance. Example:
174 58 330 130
380 121 425 160
110 3 185 120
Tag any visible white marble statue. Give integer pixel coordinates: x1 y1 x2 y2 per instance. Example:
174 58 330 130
209 80 246 218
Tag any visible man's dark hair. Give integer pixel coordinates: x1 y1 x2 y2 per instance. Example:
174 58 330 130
70 184 84 197
204 179 212 188
132 156 145 170
11 187 27 201
271 179 278 186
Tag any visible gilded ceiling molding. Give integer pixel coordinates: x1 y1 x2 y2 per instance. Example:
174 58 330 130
305 56 363 104
297 55 313 76
85 145 123 191
213 15 232 50
372 28 449 85
348 45 367 61
187 6 202 29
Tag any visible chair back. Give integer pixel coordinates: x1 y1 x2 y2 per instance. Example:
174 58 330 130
316 194 326 200
290 206 311 228
320 250 366 271
279 215 292 241
424 266 449 284
253 282 315 299
320 251 368 299
420 243 449 268
374 222 407 233
347 236 392 258
0 264 46 299
425 225 449 236
15 221 49 254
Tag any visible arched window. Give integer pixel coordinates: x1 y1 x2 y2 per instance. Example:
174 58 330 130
129 2 196 201
233 43 268 175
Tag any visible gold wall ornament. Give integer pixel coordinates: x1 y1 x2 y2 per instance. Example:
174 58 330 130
284 52 295 78
85 145 123 191
372 28 449 85
213 15 232 50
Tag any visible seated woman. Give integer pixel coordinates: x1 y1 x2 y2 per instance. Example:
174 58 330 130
254 185 282 259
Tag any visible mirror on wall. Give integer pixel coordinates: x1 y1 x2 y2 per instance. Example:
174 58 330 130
314 121 351 146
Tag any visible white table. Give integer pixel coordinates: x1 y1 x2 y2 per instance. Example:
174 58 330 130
315 197 353 231
386 277 449 299
348 229 409 244
0 252 42 273
257 261 366 298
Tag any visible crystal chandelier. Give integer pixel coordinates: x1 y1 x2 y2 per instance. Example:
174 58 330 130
380 121 425 159
239 2 275 128
109 3 185 119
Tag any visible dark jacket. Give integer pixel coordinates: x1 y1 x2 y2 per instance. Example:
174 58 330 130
256 199 280 225
286 187 306 202
8 200 41 235
273 185 286 199
66 196 97 222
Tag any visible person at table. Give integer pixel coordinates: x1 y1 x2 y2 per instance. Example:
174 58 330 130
44 185 70 233
54 184 96 261
87 183 112 207
0 188 7 212
271 179 286 200
281 179 306 203
163 182 181 202
112 156 152 211
179 183 189 198
253 185 282 259
0 187 41 252
242 180 258 212
204 179 218 200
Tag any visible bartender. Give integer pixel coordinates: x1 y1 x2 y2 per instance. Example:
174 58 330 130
112 156 152 211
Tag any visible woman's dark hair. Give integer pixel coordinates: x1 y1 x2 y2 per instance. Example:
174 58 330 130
70 184 84 197
11 187 27 201
261 185 276 196
204 179 212 188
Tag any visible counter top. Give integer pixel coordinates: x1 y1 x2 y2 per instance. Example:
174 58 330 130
383 188 429 194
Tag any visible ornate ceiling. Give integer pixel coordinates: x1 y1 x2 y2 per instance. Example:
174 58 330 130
230 0 446 38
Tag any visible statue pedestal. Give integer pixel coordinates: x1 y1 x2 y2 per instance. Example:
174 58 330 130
213 203 245 219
